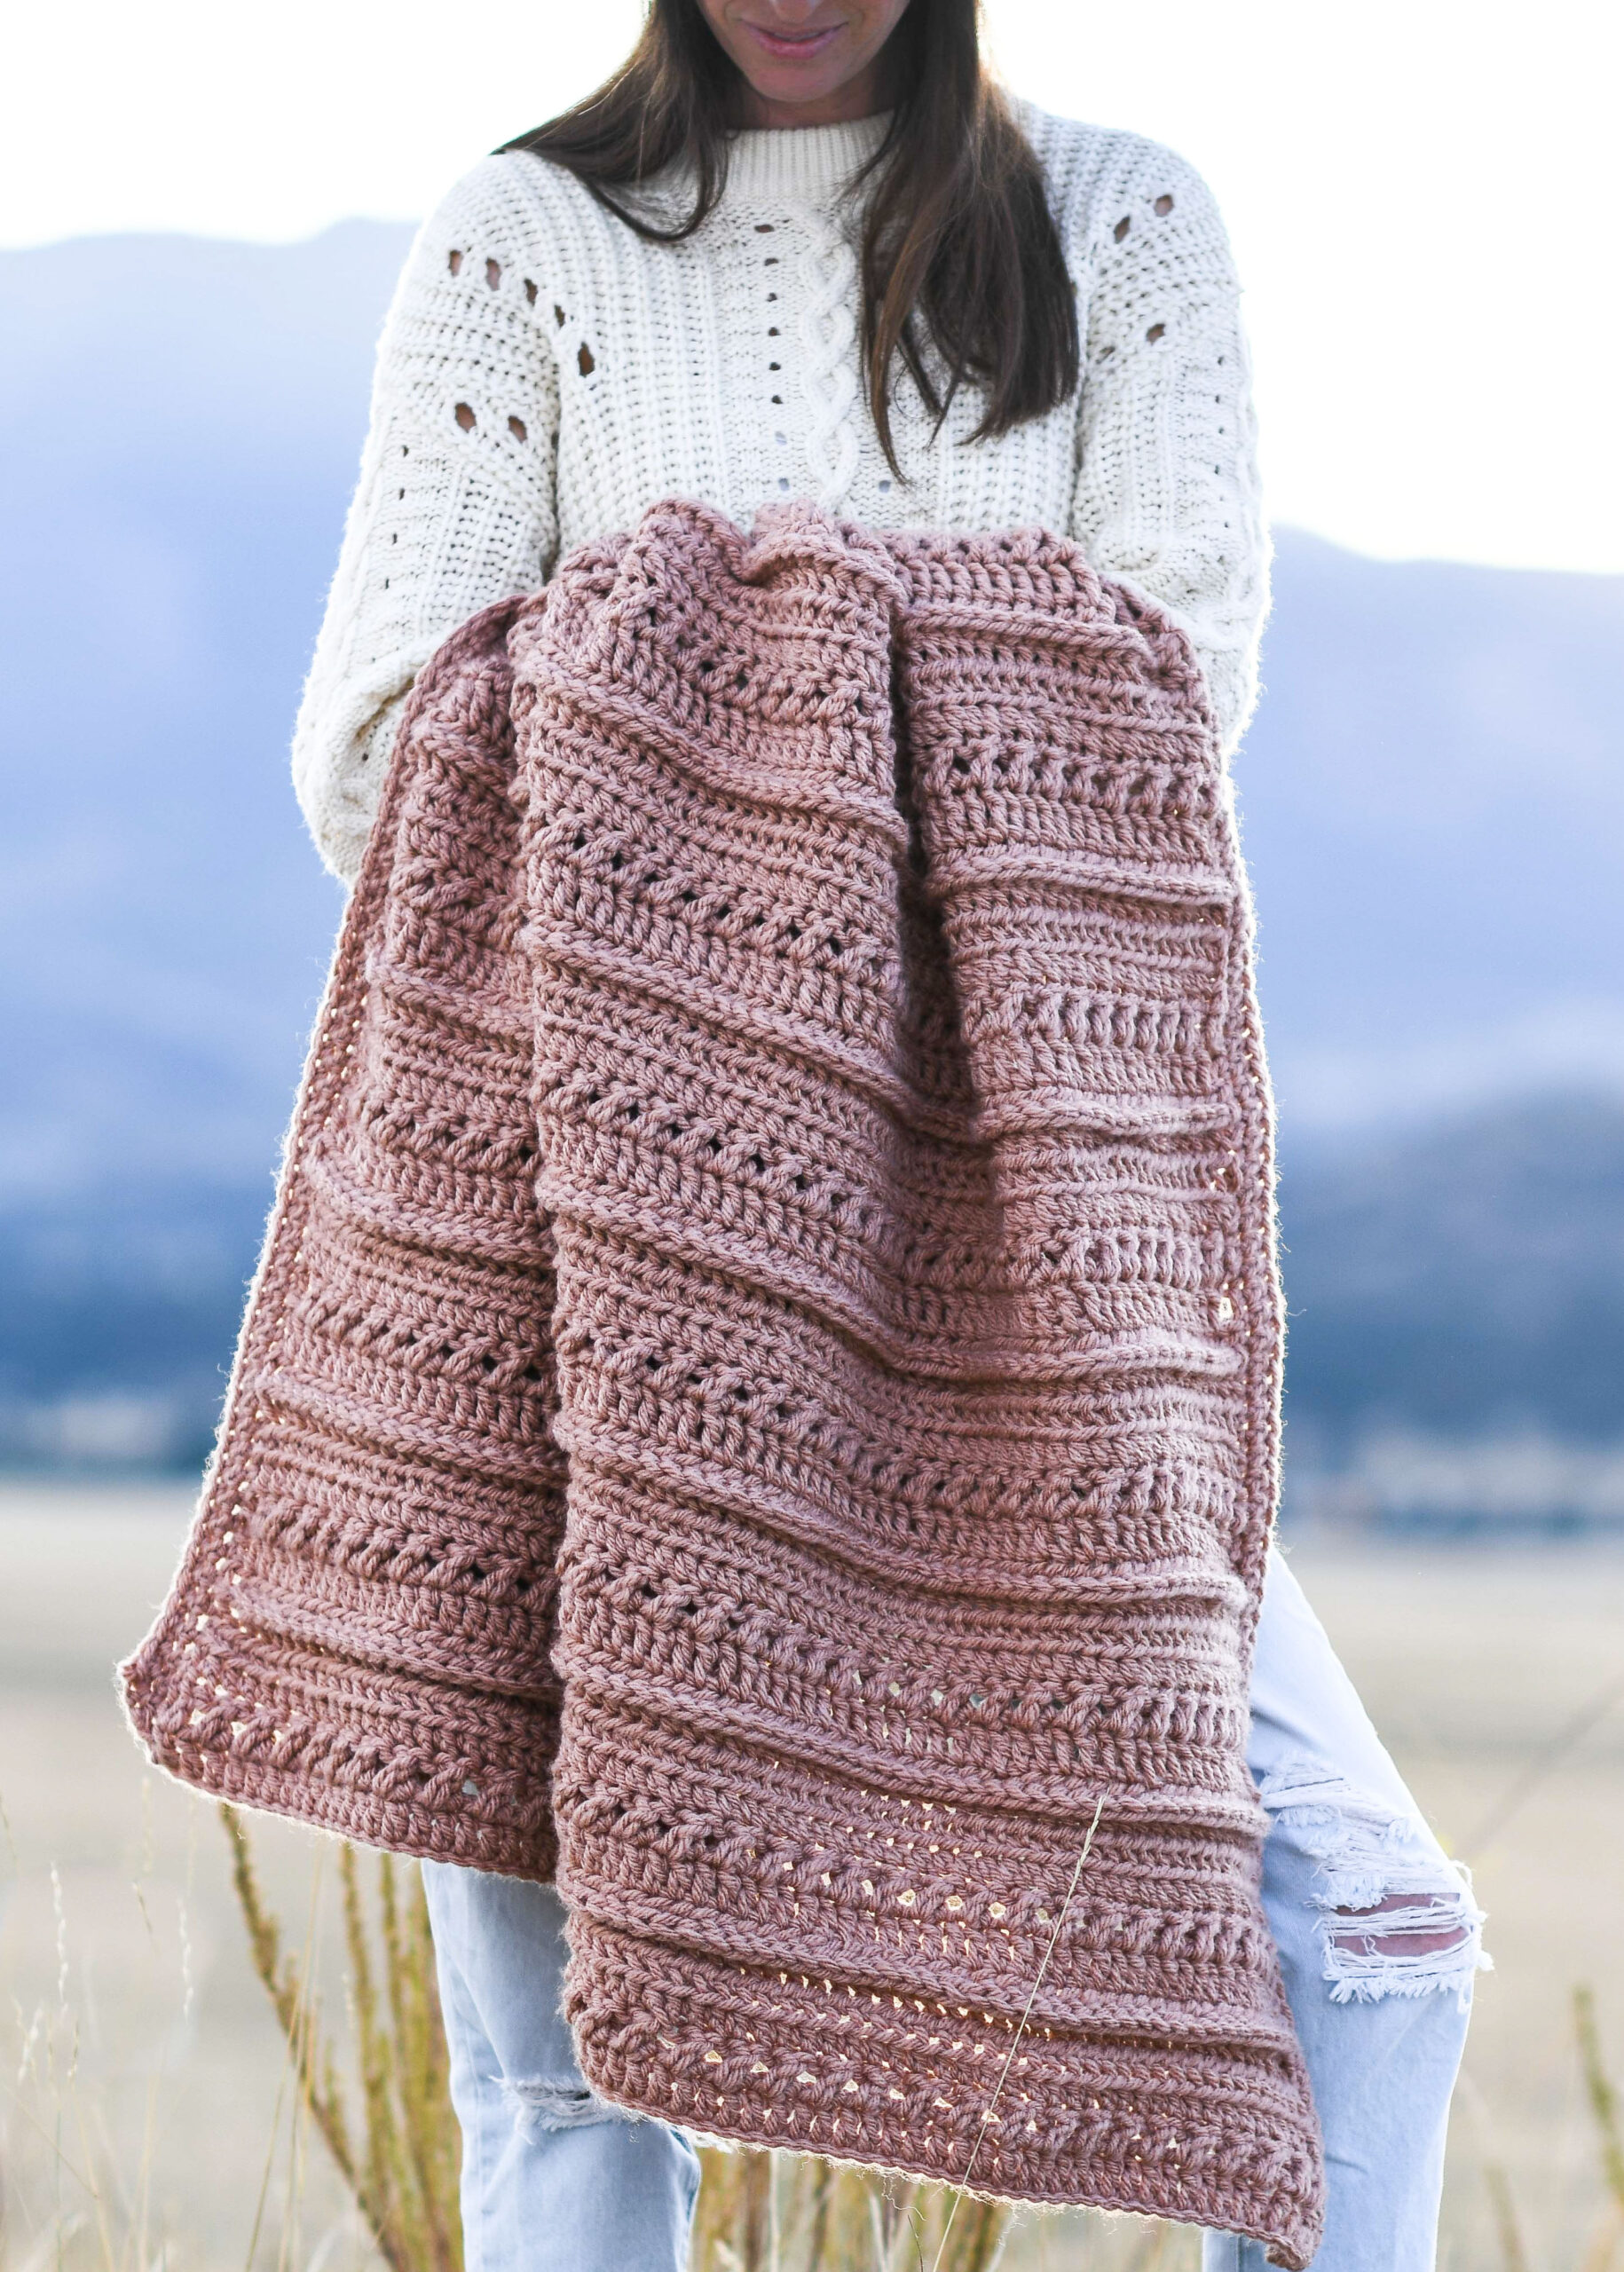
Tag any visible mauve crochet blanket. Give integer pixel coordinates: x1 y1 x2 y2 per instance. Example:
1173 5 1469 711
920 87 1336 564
122 501 1323 2262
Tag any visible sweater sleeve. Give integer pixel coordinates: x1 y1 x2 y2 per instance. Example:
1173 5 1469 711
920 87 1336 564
291 155 562 882
1067 139 1269 757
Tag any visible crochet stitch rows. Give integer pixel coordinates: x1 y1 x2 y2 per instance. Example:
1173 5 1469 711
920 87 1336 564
123 501 1321 2263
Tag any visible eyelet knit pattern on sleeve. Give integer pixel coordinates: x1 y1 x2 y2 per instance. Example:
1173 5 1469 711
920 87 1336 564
1069 142 1268 771
291 104 1268 883
290 164 564 881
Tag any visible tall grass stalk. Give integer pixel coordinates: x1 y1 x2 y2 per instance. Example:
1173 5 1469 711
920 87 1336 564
2 1858 182 2272
1577 1988 1624 2213
220 1809 459 2272
686 2145 1011 2272
1483 2162 1530 2272
221 1817 1017 2272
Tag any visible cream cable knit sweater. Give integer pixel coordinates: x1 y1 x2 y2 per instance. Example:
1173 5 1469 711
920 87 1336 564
292 99 1268 882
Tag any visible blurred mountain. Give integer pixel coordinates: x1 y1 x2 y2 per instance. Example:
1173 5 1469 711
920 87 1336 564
0 1177 268 1470
1242 536 1624 1128
1280 1091 1624 1446
0 223 408 1196
1 225 1621 1471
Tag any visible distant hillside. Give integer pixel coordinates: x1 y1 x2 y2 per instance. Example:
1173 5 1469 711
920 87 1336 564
1279 1092 1624 1446
0 1178 266 1469
0 224 409 1195
1 225 1621 1473
1241 538 1624 1126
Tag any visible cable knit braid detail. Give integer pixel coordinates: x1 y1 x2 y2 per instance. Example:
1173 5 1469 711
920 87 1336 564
125 502 1320 2266
798 218 863 509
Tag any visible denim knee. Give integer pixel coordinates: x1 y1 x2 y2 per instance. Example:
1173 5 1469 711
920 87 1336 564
498 2075 635 2138
1258 1755 1487 2009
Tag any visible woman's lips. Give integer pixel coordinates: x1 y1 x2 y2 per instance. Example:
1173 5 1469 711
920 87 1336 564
740 19 845 60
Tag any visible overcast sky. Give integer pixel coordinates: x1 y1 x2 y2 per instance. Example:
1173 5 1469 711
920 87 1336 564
6 0 1620 574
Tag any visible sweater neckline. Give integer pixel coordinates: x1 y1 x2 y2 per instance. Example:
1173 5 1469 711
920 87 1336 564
721 110 893 202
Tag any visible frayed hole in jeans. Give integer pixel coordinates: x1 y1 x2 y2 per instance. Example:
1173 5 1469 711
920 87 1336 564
1258 1753 1491 2008
500 2077 636 2134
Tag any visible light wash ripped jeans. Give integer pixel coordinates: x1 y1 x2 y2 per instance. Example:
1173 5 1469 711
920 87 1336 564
422 1550 1486 2272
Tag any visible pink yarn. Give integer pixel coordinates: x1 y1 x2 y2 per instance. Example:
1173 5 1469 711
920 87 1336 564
123 501 1323 2264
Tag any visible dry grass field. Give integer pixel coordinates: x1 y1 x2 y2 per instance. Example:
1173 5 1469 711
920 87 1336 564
1 1484 1620 2272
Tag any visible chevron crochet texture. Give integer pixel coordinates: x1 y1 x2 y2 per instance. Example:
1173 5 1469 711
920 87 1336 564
122 500 1324 2265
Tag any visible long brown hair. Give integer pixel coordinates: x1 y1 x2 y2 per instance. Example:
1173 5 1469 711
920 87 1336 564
499 0 1078 477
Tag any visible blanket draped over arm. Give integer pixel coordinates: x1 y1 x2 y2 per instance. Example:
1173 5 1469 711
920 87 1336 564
122 501 1323 2265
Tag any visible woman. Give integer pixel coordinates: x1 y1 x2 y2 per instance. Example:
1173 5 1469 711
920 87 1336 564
289 4 1484 2267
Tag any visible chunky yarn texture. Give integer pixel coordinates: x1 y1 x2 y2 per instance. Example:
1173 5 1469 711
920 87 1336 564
124 501 1322 2263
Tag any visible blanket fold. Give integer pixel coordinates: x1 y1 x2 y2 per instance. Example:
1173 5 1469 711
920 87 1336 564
122 501 1323 2262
